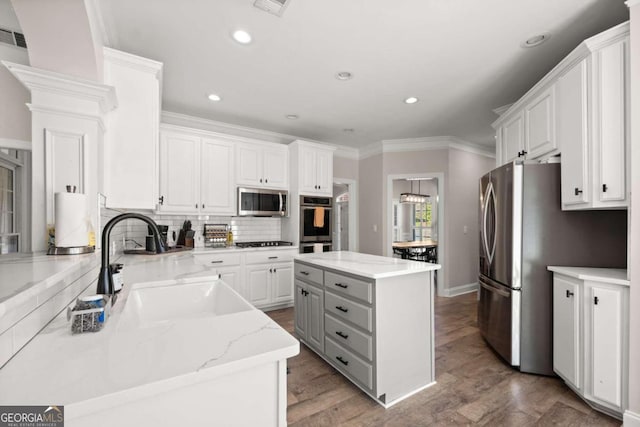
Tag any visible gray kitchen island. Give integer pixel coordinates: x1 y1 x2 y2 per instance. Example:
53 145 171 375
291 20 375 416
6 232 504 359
293 251 440 408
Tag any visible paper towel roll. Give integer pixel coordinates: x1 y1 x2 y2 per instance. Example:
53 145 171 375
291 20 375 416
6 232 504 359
55 192 88 247
313 243 324 253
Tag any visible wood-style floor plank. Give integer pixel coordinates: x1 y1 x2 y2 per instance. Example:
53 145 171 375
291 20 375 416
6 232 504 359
267 292 621 426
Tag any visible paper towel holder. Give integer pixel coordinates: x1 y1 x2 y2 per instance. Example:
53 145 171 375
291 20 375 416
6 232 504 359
47 184 95 255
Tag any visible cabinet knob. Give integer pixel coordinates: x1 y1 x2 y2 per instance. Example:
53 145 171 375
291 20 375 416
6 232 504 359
274 268 277 273
202 204 205 209
195 203 198 208
566 290 574 298
602 184 608 193
574 188 583 196
269 268 273 273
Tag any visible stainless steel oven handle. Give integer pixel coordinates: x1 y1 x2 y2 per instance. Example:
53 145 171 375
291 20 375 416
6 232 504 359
479 280 510 298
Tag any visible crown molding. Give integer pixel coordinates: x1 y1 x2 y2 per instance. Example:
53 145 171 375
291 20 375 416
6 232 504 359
161 111 358 158
360 136 495 159
103 47 163 78
2 61 117 114
27 104 107 132
0 138 31 151
626 0 640 7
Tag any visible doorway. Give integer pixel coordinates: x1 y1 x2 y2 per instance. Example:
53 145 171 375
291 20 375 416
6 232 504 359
332 178 357 252
387 173 445 296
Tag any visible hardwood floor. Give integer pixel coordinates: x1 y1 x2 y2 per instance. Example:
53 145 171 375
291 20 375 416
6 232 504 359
267 292 621 426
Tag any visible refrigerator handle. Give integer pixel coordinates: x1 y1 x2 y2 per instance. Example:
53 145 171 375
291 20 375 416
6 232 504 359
482 183 495 265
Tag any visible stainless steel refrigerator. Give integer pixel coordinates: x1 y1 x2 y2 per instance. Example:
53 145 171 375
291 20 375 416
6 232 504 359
478 161 626 375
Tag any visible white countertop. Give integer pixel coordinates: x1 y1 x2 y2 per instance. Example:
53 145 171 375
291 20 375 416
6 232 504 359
0 253 299 414
295 251 440 279
547 266 629 286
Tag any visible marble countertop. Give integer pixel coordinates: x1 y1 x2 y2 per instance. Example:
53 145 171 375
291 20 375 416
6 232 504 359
547 266 629 286
0 253 299 413
295 251 440 279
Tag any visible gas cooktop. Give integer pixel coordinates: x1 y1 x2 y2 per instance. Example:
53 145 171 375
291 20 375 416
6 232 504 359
235 241 294 248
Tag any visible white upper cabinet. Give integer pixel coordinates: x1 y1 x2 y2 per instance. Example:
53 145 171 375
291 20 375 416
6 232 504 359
158 126 235 215
103 48 162 210
525 86 556 159
290 140 335 197
236 142 289 190
501 112 525 163
557 59 590 206
493 23 629 210
560 31 629 210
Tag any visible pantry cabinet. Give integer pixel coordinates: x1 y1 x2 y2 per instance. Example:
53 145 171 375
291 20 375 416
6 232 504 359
549 267 629 418
236 142 289 190
290 140 335 197
158 126 235 215
103 48 162 210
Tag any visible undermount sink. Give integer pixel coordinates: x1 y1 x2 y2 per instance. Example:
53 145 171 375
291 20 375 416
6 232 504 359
121 280 253 324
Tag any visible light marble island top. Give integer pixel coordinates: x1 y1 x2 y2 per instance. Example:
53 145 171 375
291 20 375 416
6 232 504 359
547 266 629 286
0 252 299 418
295 250 440 279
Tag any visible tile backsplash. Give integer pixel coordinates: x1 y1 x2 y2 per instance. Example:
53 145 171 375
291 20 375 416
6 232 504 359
99 208 282 252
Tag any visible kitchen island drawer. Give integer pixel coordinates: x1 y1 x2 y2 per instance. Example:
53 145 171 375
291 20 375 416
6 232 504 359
295 262 323 286
325 337 373 390
245 249 297 265
325 313 373 361
325 291 372 332
192 253 241 267
324 271 372 303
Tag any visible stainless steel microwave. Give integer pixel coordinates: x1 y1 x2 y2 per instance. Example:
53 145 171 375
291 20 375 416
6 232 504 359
237 187 288 217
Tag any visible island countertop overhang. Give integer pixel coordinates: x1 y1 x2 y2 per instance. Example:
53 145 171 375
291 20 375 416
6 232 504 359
294 251 440 279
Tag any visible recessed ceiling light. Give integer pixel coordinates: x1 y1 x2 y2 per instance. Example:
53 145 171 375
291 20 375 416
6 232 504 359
286 114 299 120
404 97 419 104
232 30 252 44
336 71 353 81
208 93 222 101
343 128 355 133
521 33 550 48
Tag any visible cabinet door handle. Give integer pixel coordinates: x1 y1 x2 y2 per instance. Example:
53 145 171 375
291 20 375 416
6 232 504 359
202 204 205 209
566 290 574 298
335 331 349 339
265 179 268 183
195 203 198 208
158 195 164 205
269 268 273 273
273 268 277 273
260 178 263 183
602 184 608 193
594 296 599 305
334 283 348 289
211 260 223 264
300 271 309 276
268 256 278 259
574 188 583 196
336 356 349 366
521 150 527 156
335 305 349 313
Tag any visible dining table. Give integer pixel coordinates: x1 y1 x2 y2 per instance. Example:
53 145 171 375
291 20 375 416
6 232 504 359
392 239 438 261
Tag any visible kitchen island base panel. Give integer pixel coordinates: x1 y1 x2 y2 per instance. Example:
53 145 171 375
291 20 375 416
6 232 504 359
67 360 288 427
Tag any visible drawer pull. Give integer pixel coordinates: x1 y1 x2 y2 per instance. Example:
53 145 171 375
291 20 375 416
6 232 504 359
335 331 349 339
336 356 349 366
210 260 223 264
268 256 278 259
300 271 310 276
334 283 348 289
335 305 349 313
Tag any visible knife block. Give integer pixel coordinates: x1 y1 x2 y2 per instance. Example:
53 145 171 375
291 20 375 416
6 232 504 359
176 230 186 246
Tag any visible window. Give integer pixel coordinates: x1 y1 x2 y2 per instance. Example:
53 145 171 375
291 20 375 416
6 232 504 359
0 151 21 254
412 200 432 241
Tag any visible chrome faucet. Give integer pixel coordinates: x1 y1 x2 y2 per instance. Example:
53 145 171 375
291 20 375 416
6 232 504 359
96 213 166 297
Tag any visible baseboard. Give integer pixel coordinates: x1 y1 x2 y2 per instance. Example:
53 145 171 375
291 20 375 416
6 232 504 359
442 282 478 297
624 410 640 427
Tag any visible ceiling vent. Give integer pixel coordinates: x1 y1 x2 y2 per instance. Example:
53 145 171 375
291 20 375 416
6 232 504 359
253 0 290 17
0 27 27 49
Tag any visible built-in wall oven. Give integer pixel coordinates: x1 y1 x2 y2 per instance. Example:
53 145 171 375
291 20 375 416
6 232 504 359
300 195 332 251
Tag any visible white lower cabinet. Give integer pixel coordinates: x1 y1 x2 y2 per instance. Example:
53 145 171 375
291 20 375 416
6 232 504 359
550 268 629 418
246 262 294 309
194 248 295 310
